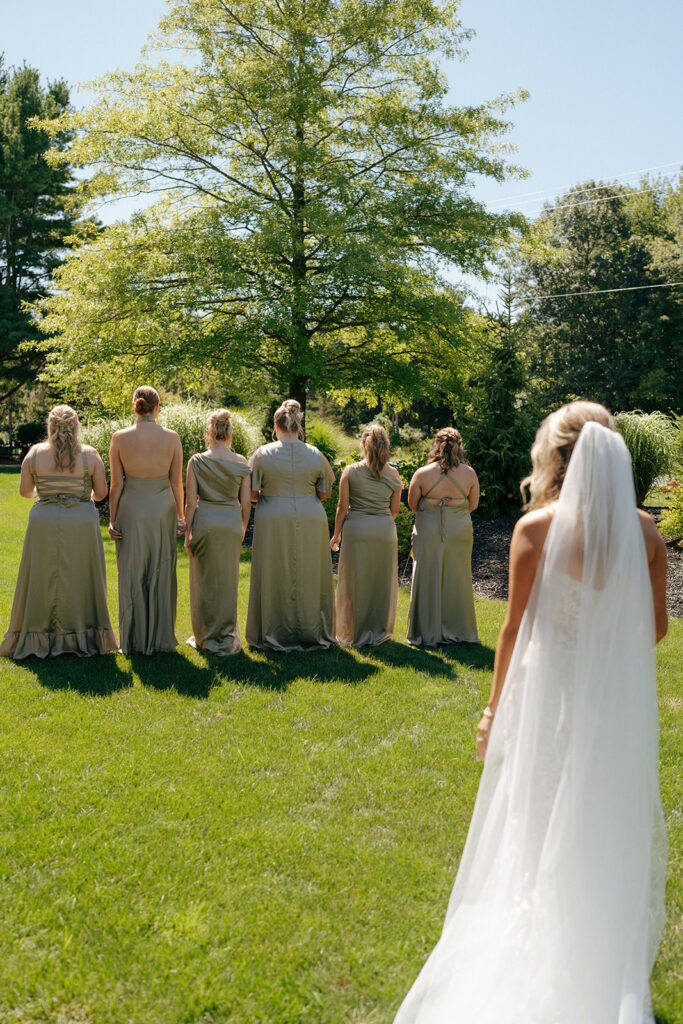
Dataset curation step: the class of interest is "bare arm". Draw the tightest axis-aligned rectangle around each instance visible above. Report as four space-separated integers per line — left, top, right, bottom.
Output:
183 459 198 556
330 468 350 549
169 435 185 529
239 471 252 537
638 510 668 643
468 469 480 513
476 511 550 760
407 470 422 513
108 435 124 539
316 453 334 501
19 449 37 498
89 449 108 502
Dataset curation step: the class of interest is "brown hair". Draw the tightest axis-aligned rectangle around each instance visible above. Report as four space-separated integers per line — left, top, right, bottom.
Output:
47 405 81 471
273 399 305 440
521 400 614 510
361 423 390 478
132 386 160 416
428 427 466 473
206 408 232 446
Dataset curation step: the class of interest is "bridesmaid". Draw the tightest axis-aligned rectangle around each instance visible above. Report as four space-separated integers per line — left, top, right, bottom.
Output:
406 427 479 646
331 424 402 646
184 409 251 655
109 386 184 655
1 405 118 658
246 399 335 651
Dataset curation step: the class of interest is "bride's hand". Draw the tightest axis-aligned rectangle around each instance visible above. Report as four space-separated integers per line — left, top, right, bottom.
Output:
476 714 493 761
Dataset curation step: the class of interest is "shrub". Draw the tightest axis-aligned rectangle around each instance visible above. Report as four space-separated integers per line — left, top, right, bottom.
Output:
659 484 683 544
82 402 261 478
395 506 415 557
16 420 47 452
306 419 341 464
613 411 677 505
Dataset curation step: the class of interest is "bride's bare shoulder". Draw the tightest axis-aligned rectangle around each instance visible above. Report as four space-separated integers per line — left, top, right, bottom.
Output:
512 505 555 550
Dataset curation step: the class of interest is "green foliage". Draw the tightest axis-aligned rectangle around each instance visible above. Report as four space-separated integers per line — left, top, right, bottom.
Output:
464 288 532 516
0 59 92 402
82 402 261 478
33 0 525 411
659 485 683 544
613 411 677 505
395 505 415 557
515 177 683 414
306 419 341 464
14 419 46 451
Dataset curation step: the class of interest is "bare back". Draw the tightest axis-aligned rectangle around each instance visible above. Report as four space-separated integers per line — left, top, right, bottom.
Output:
409 461 479 512
111 421 180 479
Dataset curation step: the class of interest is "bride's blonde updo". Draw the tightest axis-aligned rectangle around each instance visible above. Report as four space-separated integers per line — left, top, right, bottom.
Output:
428 427 466 472
132 386 160 416
47 405 81 472
273 399 305 440
361 423 390 478
521 400 614 510
206 408 232 446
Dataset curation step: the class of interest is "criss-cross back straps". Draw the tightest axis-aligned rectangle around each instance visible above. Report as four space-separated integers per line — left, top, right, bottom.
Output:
421 467 469 502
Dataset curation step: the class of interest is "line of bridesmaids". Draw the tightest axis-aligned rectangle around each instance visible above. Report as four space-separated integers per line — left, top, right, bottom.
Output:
0 389 480 660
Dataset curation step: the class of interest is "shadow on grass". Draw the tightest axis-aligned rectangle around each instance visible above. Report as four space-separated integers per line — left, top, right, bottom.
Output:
360 640 459 678
130 643 378 696
24 654 134 696
439 642 496 672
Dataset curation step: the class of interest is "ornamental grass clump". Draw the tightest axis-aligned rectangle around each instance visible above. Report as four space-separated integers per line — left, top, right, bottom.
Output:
613 411 677 505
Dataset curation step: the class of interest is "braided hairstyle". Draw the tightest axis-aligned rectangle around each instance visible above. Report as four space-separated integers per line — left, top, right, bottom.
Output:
273 399 305 440
132 386 160 416
361 423 390 478
206 408 232 446
427 427 466 473
47 405 81 471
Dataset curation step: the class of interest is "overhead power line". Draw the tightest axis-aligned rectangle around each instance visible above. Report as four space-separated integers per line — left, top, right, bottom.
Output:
528 281 683 301
487 160 683 208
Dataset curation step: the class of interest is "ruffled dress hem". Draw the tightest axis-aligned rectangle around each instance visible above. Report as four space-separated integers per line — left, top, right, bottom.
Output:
0 627 119 660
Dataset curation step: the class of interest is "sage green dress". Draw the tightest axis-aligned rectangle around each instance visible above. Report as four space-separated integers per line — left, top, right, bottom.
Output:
407 471 479 646
0 451 118 659
246 440 335 651
187 453 250 655
115 475 178 655
336 462 401 647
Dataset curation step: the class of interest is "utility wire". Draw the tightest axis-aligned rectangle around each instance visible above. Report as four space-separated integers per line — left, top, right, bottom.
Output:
526 281 683 301
487 161 683 207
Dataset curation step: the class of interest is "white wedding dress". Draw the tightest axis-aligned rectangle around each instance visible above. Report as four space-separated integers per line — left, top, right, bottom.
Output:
394 423 667 1024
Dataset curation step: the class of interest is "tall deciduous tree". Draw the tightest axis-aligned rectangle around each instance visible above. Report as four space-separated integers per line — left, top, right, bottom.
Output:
515 178 682 414
36 0 525 412
0 59 85 402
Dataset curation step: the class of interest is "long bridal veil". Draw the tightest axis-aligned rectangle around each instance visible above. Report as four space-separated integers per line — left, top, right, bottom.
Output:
394 422 667 1024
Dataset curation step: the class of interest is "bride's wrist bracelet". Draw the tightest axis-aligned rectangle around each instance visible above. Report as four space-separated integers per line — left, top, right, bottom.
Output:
482 707 495 719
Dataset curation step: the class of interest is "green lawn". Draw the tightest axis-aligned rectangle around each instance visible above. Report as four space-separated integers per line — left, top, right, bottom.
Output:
0 466 680 1024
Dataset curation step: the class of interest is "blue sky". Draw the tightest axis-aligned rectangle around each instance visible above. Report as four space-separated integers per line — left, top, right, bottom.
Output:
4 0 682 306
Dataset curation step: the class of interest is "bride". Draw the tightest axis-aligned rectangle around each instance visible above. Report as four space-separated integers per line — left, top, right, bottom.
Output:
393 401 668 1024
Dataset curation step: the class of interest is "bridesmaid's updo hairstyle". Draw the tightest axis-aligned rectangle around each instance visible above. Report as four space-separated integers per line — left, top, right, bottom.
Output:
428 427 466 473
47 405 81 472
273 399 305 440
361 423 390 478
132 386 160 417
206 408 232 446
521 400 614 510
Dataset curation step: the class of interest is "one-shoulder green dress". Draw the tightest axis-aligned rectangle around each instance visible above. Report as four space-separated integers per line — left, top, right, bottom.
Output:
407 471 479 646
115 475 178 654
187 453 250 655
246 440 335 651
336 462 401 647
0 451 118 658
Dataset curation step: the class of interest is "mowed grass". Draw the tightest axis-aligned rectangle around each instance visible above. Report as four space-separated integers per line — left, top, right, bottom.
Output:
0 466 681 1024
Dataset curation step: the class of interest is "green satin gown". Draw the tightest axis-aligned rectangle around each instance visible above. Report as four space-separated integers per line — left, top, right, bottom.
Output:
115 475 178 655
0 451 118 658
246 440 335 651
187 453 250 655
336 462 400 647
407 471 479 646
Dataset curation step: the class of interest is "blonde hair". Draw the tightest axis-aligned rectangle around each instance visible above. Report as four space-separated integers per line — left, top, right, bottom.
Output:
132 386 160 416
361 423 390 477
47 405 81 471
521 400 614 510
273 399 305 440
428 427 466 472
206 408 232 446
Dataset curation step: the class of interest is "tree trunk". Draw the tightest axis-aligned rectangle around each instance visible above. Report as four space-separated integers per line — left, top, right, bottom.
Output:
289 375 308 420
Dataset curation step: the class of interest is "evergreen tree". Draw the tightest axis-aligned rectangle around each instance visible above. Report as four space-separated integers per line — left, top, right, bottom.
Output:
35 0 526 413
